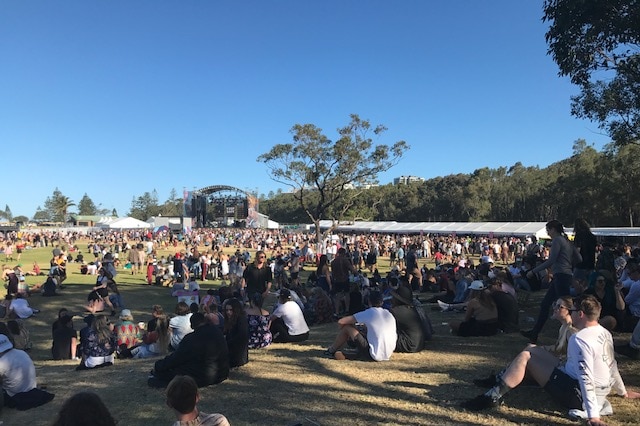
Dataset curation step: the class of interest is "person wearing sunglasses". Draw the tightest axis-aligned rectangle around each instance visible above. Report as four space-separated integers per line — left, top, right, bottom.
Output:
463 295 640 423
241 250 272 301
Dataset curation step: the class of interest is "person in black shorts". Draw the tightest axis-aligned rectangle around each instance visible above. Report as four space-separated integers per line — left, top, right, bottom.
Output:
463 295 640 423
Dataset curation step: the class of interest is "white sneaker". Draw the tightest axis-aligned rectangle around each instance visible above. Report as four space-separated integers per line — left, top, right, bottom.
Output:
568 399 613 420
437 300 450 311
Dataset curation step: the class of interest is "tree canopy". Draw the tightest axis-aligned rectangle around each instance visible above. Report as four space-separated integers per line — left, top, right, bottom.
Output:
544 0 640 146
257 114 409 242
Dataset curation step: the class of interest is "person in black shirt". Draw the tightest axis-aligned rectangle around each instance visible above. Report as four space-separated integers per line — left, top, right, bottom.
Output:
241 251 272 300
489 277 520 333
390 284 425 353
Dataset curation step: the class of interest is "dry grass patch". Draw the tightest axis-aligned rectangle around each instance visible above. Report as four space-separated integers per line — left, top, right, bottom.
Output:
2 246 639 425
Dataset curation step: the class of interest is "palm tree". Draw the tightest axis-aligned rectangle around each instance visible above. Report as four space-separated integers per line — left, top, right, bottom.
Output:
53 196 76 222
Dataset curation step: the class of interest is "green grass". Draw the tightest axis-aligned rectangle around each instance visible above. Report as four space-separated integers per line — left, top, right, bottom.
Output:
2 242 639 425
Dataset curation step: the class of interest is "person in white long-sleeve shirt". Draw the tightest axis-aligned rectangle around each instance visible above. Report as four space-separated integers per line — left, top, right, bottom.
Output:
463 294 640 425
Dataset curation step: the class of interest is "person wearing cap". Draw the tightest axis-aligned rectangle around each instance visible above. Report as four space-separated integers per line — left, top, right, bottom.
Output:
390 284 425 353
449 280 499 337
115 309 142 352
0 333 55 409
269 289 310 343
324 290 397 361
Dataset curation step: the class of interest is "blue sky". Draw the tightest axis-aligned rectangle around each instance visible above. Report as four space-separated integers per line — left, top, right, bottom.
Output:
1 1 610 219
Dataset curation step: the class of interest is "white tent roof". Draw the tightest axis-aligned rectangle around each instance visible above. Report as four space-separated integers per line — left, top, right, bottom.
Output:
98 217 152 229
316 220 550 238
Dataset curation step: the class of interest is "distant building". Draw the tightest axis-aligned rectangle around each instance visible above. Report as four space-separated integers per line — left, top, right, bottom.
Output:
70 215 118 227
393 175 425 185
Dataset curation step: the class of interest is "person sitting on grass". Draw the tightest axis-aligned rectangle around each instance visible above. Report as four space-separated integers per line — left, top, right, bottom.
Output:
115 309 142 355
52 314 78 360
166 375 230 426
269 289 310 343
7 293 40 319
77 314 116 370
148 313 229 388
324 291 397 361
51 391 116 426
128 314 170 359
169 301 194 351
474 296 578 390
390 284 425 353
0 333 55 410
245 292 272 349
222 298 249 368
448 280 499 337
462 295 640 424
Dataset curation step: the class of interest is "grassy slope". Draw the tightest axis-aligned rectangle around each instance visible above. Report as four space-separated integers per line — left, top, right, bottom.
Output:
2 242 639 425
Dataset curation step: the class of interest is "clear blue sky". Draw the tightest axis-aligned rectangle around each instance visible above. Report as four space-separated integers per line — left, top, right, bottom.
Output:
0 1 610 219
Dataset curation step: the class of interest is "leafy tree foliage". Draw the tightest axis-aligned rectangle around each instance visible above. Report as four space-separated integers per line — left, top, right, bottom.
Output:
262 139 640 227
160 188 184 217
128 190 161 221
0 205 11 221
77 193 98 215
258 114 409 242
12 215 28 224
544 0 640 145
41 188 75 222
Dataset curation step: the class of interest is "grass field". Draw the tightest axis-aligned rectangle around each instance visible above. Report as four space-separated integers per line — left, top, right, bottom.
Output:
2 242 639 425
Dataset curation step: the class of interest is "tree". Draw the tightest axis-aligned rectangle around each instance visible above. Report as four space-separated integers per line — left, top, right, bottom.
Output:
160 188 184 217
544 0 640 146
13 215 29 224
42 188 75 222
129 190 161 221
77 194 98 215
258 114 409 244
2 205 12 221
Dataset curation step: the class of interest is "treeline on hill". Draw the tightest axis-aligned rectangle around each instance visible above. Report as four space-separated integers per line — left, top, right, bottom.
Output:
259 141 640 227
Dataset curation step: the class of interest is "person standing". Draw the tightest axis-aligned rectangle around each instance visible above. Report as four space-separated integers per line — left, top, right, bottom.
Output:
241 250 272 300
573 218 598 281
331 247 357 317
522 220 577 343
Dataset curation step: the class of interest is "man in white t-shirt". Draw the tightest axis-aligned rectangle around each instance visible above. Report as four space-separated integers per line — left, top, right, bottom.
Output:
270 289 310 343
324 291 397 361
463 295 640 424
8 294 39 319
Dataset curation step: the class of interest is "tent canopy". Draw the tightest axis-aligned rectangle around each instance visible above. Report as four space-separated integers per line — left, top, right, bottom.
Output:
98 217 152 229
315 220 550 238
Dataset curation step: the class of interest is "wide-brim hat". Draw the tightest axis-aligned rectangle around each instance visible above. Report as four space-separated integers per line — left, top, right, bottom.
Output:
390 285 414 305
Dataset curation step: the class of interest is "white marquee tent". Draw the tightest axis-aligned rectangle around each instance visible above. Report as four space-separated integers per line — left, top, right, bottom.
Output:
316 221 552 238
98 217 152 229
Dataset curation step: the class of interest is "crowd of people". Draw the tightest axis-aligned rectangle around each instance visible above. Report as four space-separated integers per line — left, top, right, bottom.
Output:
0 219 640 424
